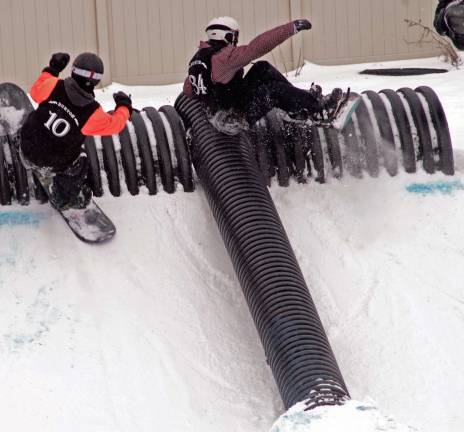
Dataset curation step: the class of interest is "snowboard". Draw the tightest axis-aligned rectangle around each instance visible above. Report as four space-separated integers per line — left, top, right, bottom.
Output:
33 171 116 243
0 82 32 135
327 92 362 131
0 82 116 243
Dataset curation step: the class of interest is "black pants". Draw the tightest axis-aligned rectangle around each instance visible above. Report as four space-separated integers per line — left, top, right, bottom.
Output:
48 155 91 209
20 147 91 209
239 61 322 124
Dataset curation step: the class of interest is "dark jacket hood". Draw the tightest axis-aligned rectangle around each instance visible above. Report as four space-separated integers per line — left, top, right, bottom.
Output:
63 77 95 107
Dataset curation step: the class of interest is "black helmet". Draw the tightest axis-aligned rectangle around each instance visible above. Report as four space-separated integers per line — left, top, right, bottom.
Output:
446 2 464 50
71 52 104 87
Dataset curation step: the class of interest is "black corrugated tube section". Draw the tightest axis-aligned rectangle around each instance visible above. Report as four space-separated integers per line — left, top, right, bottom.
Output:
0 107 196 206
84 107 195 198
0 86 453 205
174 93 350 410
260 86 454 185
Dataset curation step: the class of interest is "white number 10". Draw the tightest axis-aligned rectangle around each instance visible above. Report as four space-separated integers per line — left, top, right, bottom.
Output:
44 111 71 138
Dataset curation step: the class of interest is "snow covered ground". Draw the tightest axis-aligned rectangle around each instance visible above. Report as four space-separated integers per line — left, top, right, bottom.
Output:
1 56 464 432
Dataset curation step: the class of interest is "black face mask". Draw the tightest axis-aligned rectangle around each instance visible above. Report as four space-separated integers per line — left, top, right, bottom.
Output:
71 73 96 95
208 40 228 51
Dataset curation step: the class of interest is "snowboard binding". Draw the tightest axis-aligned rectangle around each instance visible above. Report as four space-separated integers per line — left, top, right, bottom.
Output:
311 87 362 131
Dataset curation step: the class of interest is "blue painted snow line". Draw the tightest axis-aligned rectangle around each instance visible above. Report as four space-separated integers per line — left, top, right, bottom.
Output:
406 180 464 195
0 211 47 227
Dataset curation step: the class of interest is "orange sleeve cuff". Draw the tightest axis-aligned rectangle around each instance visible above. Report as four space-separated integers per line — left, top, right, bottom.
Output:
30 72 59 104
81 106 130 136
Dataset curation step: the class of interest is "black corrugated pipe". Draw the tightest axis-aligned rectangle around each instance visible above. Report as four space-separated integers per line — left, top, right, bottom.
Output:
174 93 350 410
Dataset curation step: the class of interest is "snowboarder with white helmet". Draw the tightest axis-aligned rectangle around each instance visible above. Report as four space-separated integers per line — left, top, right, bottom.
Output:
184 16 352 127
434 0 464 49
20 52 133 210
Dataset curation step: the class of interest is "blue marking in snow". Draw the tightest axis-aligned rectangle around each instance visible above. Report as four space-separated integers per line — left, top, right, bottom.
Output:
356 405 377 412
406 180 464 195
0 211 47 227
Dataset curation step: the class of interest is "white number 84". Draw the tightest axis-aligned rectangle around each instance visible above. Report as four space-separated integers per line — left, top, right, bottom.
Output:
189 74 208 96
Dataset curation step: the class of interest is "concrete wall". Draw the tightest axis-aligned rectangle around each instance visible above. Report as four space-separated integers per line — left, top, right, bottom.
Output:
0 0 441 90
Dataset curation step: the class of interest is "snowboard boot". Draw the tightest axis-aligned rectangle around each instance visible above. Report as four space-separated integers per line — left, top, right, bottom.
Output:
306 87 342 126
317 87 361 130
323 88 345 120
308 82 323 100
67 182 92 210
49 154 92 210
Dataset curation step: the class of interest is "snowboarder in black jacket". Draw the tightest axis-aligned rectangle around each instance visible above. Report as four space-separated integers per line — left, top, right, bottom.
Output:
434 0 464 49
184 17 351 127
20 52 132 210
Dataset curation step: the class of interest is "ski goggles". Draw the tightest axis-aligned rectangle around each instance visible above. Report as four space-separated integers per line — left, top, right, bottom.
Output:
72 67 103 81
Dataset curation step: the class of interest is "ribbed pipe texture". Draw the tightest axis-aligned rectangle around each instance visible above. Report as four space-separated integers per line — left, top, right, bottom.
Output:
0 87 452 205
174 93 350 410
260 86 454 185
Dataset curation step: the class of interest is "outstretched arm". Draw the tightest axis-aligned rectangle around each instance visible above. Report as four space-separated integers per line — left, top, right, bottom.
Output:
81 106 130 136
81 91 132 136
30 52 70 104
30 71 60 104
212 21 300 84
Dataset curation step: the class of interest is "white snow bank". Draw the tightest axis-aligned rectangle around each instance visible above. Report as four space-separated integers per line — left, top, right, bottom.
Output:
0 106 26 134
270 400 417 432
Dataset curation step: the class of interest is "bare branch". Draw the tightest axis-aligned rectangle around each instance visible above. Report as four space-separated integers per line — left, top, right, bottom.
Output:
294 46 303 77
404 18 462 68
278 45 289 77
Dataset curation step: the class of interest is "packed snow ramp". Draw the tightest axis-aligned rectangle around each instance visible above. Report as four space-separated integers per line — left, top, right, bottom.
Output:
0 81 454 413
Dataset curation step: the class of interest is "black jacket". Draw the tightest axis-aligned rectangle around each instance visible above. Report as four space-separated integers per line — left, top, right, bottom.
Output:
21 78 99 170
435 0 453 35
434 0 464 50
187 41 244 111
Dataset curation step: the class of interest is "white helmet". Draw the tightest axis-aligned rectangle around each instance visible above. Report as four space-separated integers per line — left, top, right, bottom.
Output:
206 16 240 45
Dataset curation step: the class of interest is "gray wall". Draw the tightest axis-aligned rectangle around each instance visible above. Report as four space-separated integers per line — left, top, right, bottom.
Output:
0 0 99 88
0 0 441 90
106 0 294 85
301 0 440 65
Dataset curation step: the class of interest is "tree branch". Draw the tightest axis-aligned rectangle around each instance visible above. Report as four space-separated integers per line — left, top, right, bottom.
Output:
404 18 462 68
